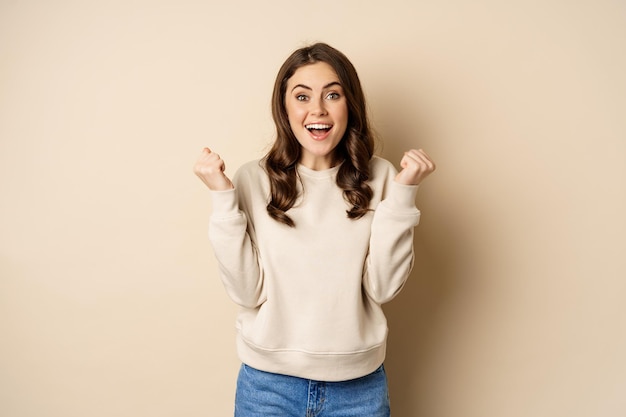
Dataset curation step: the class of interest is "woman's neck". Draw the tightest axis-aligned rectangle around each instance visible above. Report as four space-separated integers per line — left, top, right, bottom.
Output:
299 153 342 171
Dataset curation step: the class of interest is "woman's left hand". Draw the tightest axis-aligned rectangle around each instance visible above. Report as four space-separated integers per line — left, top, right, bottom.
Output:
395 149 436 185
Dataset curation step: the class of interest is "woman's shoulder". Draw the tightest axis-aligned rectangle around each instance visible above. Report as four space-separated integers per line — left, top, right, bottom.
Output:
370 155 398 176
233 158 268 187
236 158 265 173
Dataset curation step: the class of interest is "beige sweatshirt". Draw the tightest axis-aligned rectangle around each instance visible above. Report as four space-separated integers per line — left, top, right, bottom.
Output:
208 156 420 381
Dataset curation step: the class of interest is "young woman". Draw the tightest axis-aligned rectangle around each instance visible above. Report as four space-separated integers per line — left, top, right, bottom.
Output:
194 43 435 416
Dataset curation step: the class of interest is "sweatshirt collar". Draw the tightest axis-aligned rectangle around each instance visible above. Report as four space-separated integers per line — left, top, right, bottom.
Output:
297 161 342 179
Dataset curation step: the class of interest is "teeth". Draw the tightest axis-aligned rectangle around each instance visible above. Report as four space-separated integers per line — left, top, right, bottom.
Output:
306 124 332 130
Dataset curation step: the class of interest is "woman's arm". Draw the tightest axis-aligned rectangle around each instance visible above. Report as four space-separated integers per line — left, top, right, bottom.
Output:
363 150 435 304
208 188 265 308
194 149 265 308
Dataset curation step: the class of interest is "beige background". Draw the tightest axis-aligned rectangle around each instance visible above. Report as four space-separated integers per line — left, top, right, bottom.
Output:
1 0 625 416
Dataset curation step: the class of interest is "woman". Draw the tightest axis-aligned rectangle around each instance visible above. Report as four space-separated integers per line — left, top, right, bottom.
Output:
194 42 435 416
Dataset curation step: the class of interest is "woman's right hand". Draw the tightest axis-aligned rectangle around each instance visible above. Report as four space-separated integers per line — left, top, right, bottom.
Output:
193 148 234 191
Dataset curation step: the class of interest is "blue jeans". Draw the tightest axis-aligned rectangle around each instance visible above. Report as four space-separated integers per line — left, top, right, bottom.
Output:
234 363 391 417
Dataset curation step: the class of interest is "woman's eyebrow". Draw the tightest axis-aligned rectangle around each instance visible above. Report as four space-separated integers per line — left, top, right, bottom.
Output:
291 81 342 92
323 81 342 89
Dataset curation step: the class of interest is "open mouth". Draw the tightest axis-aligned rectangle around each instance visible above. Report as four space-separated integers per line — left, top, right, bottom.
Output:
305 123 333 136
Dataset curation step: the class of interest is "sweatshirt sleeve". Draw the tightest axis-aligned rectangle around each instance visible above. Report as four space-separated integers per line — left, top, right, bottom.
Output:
363 179 420 304
208 184 265 309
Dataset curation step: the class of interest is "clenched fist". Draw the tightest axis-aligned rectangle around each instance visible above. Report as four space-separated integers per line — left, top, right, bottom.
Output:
395 149 436 185
193 148 234 191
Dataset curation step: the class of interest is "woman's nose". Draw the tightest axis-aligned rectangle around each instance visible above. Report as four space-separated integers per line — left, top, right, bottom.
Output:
311 98 328 116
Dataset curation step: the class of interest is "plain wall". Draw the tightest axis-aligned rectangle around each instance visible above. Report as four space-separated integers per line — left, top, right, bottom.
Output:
1 1 625 416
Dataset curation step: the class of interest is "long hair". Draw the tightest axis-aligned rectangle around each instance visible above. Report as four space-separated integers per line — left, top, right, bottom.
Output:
265 43 375 227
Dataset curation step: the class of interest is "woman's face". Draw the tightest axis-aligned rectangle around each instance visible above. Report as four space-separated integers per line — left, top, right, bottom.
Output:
285 62 348 170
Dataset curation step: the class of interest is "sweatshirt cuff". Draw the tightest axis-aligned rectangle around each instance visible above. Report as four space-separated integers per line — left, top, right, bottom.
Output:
386 181 419 210
209 188 239 216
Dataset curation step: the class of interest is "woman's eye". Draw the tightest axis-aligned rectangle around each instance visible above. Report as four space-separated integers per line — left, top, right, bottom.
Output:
296 94 308 101
326 92 340 100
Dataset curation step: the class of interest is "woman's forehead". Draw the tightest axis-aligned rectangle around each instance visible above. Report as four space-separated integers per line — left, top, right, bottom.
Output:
287 62 340 89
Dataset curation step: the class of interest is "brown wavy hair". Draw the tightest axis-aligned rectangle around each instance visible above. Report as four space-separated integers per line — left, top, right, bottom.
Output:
265 43 375 227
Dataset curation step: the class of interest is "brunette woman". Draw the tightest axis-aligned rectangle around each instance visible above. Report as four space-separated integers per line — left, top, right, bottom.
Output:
194 42 435 416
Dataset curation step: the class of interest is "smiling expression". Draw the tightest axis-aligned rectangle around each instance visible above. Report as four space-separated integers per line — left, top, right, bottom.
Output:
285 62 349 170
